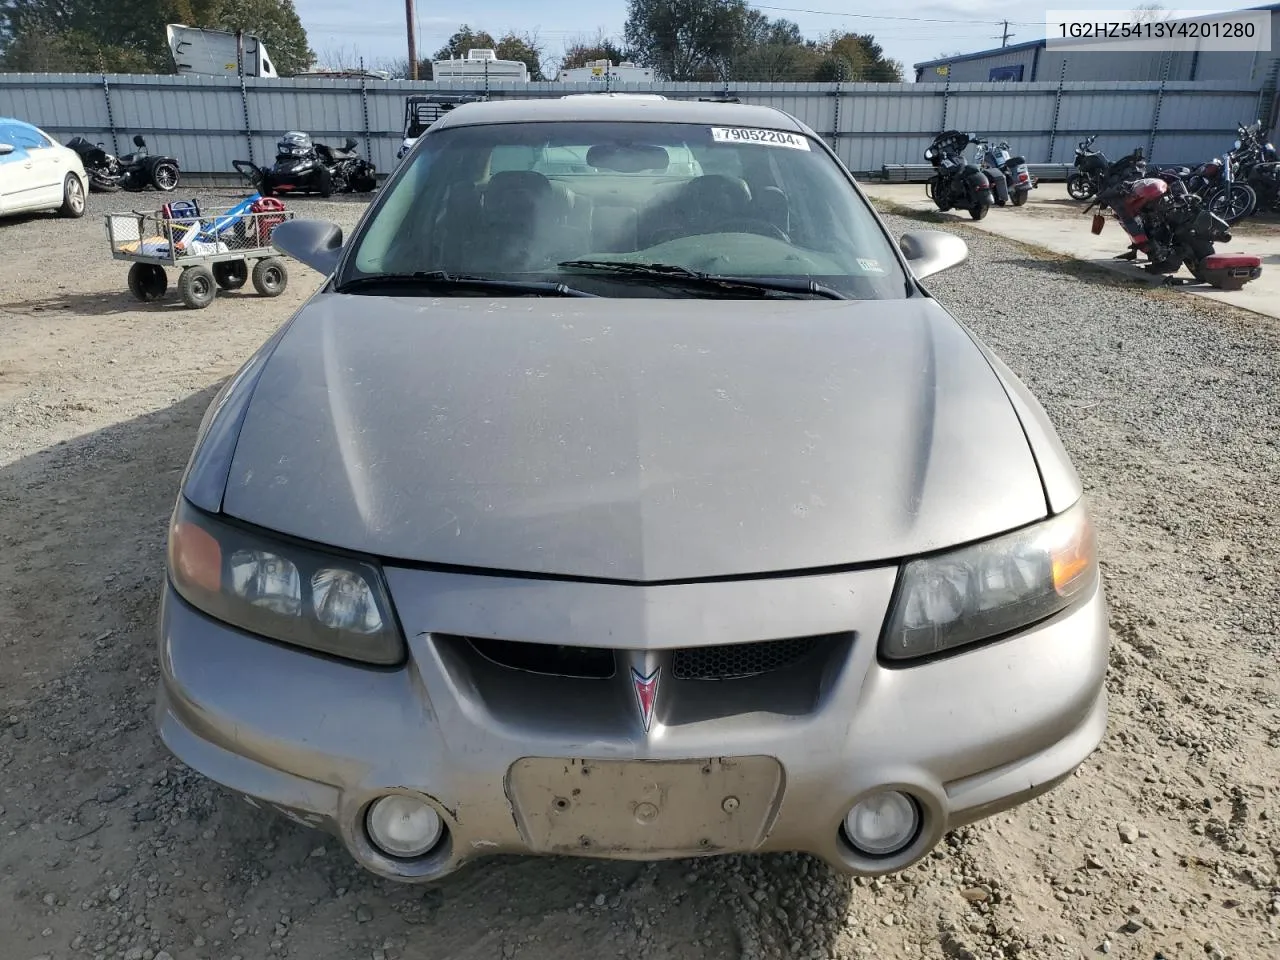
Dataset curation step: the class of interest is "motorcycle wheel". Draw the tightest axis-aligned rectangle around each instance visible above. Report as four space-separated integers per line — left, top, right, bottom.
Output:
151 160 180 192
969 202 989 221
1206 184 1257 224
89 173 120 193
353 173 377 193
1066 174 1094 201
1012 189 1029 207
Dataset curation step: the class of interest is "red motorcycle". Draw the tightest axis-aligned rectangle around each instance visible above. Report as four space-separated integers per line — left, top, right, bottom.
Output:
1087 175 1261 291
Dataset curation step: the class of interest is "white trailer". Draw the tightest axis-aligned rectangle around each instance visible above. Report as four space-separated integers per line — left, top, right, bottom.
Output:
166 24 278 78
556 60 654 84
431 49 529 84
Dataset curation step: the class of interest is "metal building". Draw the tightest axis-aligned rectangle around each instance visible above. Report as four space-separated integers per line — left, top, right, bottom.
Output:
914 3 1280 93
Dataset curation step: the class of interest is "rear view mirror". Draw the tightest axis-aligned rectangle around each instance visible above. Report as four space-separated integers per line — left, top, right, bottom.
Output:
899 230 968 279
272 219 345 276
0 143 14 156
586 143 669 173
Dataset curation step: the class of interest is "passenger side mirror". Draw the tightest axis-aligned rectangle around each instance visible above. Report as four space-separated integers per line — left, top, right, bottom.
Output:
0 143 14 156
272 219 345 276
899 230 968 279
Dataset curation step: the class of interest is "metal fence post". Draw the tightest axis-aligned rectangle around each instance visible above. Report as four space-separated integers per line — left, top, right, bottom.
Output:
831 80 842 154
1047 59 1067 163
1149 55 1170 163
101 74 119 155
239 73 254 164
359 58 372 162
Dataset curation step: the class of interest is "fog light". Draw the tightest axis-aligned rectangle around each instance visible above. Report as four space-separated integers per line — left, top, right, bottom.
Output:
843 791 919 857
365 795 443 858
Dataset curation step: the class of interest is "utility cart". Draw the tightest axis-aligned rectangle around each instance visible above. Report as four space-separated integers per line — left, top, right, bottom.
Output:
105 196 294 309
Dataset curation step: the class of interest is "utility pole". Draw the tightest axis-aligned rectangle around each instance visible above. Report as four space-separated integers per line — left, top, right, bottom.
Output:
406 0 418 79
999 20 1013 47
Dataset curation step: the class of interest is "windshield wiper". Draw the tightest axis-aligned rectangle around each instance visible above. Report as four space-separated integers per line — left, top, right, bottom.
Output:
335 270 599 297
557 260 849 300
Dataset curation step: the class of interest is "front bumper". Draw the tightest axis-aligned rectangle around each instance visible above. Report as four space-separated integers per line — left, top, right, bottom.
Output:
156 565 1109 882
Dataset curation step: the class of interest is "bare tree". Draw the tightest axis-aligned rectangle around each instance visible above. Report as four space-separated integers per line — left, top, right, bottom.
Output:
1130 3 1169 25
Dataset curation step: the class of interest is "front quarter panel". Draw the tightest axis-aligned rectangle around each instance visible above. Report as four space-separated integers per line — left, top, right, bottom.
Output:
180 318 301 512
966 337 1083 513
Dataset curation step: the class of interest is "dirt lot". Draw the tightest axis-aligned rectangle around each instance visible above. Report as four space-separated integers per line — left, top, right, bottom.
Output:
1 190 1277 960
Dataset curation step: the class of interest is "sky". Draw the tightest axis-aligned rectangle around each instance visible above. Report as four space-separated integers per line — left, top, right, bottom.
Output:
294 1 1173 78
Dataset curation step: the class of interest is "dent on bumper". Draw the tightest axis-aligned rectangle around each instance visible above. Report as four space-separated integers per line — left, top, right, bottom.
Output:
156 569 1109 881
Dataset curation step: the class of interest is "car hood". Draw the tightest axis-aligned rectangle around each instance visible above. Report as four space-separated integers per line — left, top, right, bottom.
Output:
221 294 1048 582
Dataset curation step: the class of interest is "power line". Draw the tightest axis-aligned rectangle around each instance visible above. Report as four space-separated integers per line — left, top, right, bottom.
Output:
750 4 1041 26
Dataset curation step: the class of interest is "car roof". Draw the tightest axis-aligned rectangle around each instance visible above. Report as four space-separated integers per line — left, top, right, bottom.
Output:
431 97 809 133
0 117 36 129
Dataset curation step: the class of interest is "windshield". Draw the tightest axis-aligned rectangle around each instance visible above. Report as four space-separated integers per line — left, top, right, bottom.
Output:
339 120 908 299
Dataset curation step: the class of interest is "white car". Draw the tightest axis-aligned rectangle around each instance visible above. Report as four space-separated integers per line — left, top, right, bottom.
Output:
0 117 88 220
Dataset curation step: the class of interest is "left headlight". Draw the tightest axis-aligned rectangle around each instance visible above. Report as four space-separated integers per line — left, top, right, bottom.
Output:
167 499 405 665
881 500 1098 662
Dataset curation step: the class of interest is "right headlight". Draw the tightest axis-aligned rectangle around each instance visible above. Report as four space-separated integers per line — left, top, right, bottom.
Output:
167 498 405 665
881 500 1098 662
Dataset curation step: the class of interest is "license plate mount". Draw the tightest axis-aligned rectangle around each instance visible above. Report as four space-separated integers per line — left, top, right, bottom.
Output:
506 756 784 858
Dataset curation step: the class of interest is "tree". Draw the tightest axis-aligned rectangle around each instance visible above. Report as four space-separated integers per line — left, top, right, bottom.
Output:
561 28 627 71
815 32 903 82
495 30 546 81
731 15 821 81
0 0 313 74
1130 3 1169 25
621 2 902 83
624 0 753 81
432 25 497 62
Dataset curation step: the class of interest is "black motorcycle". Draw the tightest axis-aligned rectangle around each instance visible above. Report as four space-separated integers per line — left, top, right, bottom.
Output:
974 137 1035 207
314 137 377 193
924 131 994 220
1157 150 1256 225
1233 120 1280 213
235 132 377 198
65 134 180 193
234 131 332 197
1066 135 1110 201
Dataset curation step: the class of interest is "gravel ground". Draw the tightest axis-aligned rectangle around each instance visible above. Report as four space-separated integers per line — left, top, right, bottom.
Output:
0 190 1277 960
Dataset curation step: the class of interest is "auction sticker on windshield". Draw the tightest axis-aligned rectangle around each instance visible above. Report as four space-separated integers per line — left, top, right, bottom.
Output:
711 127 811 150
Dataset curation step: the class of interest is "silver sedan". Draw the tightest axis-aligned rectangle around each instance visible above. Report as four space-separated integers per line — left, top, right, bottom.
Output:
156 96 1108 883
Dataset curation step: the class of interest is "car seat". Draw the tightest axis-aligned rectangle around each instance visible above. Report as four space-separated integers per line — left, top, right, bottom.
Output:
475 171 585 271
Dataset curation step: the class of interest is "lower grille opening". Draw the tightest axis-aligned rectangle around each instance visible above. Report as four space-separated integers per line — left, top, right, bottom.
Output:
672 635 828 681
468 637 615 679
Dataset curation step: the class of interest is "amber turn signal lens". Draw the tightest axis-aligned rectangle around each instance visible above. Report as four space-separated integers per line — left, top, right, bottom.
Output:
1051 512 1096 597
170 519 222 593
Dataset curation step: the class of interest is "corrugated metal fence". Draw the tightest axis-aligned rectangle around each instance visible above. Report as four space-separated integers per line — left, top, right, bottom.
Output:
0 73 1271 177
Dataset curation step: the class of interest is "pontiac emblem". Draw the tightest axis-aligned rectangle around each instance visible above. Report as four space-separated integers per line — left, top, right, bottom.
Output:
631 667 660 732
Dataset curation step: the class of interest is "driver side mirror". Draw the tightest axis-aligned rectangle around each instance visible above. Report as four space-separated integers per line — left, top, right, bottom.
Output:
272 219 345 276
0 143 14 156
899 230 968 279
